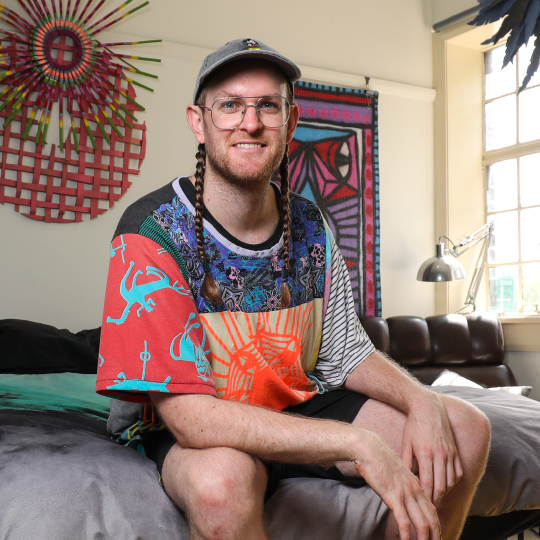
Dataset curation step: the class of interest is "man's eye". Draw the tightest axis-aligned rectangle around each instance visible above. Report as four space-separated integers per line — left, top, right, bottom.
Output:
259 100 280 112
218 100 242 113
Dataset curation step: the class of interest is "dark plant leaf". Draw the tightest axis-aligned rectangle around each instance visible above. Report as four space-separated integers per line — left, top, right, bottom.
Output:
471 0 540 91
520 22 540 89
502 0 540 66
471 0 519 25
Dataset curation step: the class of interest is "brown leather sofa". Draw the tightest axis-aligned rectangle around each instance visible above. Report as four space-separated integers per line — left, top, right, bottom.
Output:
359 311 515 388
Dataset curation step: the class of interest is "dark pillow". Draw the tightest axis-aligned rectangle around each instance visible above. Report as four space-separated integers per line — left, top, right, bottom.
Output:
0 319 101 374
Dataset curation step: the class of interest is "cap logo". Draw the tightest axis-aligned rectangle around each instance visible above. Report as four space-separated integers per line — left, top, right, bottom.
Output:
244 39 260 50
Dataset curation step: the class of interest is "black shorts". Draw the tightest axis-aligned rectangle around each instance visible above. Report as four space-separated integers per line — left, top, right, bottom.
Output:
142 389 370 499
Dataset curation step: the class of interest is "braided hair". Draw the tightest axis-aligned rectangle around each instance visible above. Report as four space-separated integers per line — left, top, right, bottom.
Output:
194 143 223 305
279 143 291 308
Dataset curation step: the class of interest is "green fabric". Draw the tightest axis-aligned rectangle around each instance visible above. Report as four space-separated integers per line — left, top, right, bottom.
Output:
139 215 190 283
0 373 110 419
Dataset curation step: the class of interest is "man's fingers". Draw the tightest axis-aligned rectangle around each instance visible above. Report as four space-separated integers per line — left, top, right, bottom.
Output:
404 492 440 540
431 452 448 505
385 480 440 540
409 490 441 540
418 454 435 503
402 441 414 472
392 504 412 540
443 456 456 501
454 453 464 482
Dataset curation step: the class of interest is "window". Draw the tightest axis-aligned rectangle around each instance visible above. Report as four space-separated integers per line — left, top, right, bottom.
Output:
484 43 540 314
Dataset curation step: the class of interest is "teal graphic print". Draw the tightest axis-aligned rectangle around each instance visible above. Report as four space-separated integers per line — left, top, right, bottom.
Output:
111 234 128 263
170 313 212 382
107 262 191 325
106 340 172 392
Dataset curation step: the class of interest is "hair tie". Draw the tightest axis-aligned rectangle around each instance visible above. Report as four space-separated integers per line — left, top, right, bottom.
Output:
202 260 211 273
283 268 289 281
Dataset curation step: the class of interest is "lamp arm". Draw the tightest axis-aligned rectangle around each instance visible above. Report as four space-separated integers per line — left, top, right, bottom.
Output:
450 223 493 258
457 223 493 312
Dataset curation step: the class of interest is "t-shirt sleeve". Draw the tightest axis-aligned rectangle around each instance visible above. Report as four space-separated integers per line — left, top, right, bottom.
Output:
315 233 375 387
96 232 217 403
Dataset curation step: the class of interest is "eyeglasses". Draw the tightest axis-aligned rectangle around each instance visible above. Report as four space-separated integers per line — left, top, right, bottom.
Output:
199 96 293 130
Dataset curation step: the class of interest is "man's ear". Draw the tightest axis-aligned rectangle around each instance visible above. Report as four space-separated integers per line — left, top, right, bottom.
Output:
186 104 206 145
285 103 300 144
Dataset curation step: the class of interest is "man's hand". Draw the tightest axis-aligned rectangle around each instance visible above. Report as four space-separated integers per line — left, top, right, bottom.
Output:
401 391 463 506
354 429 441 540
344 352 464 507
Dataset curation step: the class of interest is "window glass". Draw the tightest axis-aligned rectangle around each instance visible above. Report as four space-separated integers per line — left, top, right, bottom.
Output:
521 207 540 261
489 265 519 312
488 211 519 264
485 95 517 150
523 262 540 312
485 46 517 100
487 159 517 212
518 86 540 143
520 153 540 207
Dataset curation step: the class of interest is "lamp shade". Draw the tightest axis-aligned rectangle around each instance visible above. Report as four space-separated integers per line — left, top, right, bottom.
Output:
417 243 466 282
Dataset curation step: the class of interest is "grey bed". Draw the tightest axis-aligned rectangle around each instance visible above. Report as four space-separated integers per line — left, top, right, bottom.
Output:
2 319 540 539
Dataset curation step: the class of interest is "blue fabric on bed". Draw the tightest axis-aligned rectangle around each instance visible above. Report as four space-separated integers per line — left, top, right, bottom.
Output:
0 373 110 419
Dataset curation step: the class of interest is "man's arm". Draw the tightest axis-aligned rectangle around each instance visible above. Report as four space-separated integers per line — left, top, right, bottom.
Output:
152 392 440 540
344 351 463 506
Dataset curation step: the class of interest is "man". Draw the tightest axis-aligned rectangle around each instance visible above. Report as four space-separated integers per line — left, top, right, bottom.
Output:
97 39 490 540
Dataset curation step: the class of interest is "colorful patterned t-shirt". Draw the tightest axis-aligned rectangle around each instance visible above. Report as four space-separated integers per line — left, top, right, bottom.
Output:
96 177 374 412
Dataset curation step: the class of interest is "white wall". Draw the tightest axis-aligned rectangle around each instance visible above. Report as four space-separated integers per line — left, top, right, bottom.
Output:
0 0 436 330
431 0 478 26
506 352 540 401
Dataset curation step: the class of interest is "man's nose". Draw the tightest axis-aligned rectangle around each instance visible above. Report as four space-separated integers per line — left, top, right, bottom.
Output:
239 104 262 132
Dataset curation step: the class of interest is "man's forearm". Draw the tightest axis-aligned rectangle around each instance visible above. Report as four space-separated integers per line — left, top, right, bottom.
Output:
344 351 437 414
151 392 377 466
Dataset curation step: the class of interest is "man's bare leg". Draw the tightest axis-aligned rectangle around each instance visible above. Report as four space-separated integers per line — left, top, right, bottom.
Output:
337 394 490 540
161 445 269 540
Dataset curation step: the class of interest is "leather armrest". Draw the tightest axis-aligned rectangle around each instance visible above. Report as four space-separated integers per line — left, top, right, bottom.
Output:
358 316 390 355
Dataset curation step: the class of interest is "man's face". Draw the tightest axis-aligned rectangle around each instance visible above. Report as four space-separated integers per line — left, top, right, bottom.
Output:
189 61 297 185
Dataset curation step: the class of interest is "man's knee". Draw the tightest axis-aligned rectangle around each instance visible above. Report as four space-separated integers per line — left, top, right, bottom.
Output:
164 445 267 514
192 448 265 508
442 394 491 463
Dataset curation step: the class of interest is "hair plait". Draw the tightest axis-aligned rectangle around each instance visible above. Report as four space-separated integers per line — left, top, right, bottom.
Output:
279 144 291 308
194 143 223 305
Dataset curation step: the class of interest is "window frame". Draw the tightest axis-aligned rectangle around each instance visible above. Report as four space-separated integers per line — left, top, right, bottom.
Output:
482 43 540 316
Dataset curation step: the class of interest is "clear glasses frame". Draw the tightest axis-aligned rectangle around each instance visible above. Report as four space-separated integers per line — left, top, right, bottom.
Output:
198 96 293 130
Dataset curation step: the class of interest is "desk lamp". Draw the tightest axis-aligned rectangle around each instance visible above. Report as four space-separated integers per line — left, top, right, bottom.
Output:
417 223 494 312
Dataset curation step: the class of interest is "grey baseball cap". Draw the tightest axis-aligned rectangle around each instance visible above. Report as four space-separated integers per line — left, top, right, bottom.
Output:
193 38 302 103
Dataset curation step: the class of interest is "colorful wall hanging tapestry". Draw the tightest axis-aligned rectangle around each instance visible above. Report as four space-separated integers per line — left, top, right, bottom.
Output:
0 0 160 223
290 81 381 316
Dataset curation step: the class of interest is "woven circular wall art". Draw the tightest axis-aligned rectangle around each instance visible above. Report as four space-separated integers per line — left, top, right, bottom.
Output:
0 0 160 223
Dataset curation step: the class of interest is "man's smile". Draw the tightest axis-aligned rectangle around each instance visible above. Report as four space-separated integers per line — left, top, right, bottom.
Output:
233 143 266 149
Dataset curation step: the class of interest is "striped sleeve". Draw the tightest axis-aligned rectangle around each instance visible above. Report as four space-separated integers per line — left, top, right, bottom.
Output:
315 235 375 387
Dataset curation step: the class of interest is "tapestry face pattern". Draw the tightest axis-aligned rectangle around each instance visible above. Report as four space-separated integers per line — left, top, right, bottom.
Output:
289 81 381 316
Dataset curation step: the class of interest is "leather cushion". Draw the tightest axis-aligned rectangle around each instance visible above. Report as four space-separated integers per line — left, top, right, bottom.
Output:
427 314 472 365
387 316 431 367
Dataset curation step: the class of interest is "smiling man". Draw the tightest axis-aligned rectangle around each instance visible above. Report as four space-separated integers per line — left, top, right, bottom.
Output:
97 39 491 540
